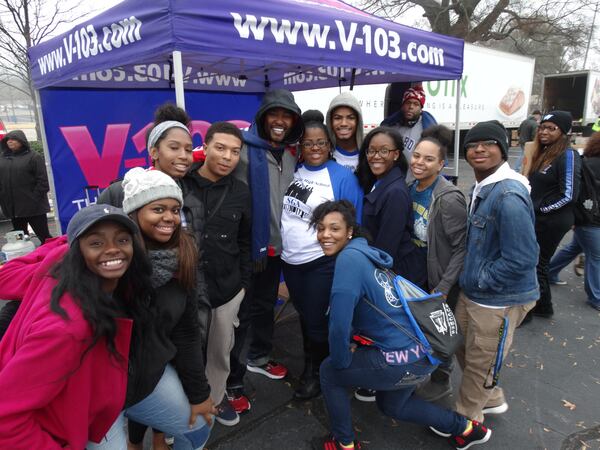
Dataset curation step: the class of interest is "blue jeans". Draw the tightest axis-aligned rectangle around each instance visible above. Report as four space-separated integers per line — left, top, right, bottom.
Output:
549 226 600 305
320 347 467 444
548 236 582 282
88 365 212 450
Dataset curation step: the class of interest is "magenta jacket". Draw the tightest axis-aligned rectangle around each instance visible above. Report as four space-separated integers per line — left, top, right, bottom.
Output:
0 237 132 449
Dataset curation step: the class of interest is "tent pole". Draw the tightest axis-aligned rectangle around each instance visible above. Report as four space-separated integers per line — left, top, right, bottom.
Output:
453 78 461 179
34 89 62 234
173 50 185 109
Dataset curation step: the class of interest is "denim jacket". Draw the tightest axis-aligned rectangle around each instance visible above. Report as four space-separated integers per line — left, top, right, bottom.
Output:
460 179 539 306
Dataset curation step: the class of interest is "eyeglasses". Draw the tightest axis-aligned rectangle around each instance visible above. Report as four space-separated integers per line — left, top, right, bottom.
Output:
366 147 397 157
538 124 559 132
301 139 329 149
465 140 498 151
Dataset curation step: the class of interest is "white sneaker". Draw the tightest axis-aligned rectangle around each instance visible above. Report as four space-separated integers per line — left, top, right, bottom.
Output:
482 402 509 415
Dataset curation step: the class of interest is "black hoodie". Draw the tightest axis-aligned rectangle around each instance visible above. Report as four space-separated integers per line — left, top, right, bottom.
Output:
0 130 50 218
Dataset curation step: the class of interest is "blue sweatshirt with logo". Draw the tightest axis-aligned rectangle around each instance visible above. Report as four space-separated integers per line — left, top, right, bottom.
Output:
328 237 421 369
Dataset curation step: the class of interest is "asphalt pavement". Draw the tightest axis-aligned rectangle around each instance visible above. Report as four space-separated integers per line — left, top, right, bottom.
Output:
1 149 599 449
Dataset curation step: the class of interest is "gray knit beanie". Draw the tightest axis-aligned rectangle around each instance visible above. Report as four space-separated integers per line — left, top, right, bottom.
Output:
122 167 183 214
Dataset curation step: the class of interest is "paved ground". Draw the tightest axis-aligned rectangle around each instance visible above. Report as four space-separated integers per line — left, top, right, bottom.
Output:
1 148 599 449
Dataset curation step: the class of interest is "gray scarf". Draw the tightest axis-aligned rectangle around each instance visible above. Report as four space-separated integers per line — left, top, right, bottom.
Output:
148 249 178 288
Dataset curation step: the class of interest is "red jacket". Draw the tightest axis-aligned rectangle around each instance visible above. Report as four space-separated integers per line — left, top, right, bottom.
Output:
0 237 132 449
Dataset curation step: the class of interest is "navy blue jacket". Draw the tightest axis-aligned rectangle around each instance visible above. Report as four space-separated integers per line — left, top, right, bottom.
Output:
362 166 414 274
380 110 437 129
329 238 423 369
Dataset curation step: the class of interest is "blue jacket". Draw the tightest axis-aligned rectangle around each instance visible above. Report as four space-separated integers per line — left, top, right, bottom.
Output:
362 166 414 273
459 179 539 306
329 238 423 369
380 110 437 129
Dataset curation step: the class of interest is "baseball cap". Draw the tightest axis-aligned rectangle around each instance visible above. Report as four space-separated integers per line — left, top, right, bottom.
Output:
67 204 139 245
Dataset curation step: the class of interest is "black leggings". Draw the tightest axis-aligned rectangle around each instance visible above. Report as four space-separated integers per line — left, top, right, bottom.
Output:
535 210 574 308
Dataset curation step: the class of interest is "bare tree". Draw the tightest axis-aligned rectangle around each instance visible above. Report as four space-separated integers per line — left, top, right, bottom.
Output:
360 0 592 46
0 0 90 141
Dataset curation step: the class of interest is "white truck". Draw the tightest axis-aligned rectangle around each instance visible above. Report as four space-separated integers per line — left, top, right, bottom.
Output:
294 43 536 132
542 70 600 130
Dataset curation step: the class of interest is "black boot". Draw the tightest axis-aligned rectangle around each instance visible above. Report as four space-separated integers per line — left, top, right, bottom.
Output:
415 362 452 401
532 300 554 317
294 340 328 400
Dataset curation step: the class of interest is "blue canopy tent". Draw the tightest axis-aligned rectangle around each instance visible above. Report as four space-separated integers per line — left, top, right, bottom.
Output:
28 0 464 230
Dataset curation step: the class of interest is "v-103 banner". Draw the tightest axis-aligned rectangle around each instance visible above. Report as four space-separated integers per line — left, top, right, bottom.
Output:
39 88 261 231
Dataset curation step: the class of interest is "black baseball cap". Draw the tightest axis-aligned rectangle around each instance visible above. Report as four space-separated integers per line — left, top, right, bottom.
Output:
66 204 139 245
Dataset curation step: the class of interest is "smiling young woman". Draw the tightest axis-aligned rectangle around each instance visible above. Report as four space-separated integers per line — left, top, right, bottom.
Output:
0 204 153 450
526 111 582 319
309 200 492 450
280 111 363 400
356 126 425 288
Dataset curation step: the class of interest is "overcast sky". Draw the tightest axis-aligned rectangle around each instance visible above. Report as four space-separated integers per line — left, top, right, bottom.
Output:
59 0 598 69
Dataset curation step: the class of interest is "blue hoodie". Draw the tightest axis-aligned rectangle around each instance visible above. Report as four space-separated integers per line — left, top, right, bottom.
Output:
329 237 423 369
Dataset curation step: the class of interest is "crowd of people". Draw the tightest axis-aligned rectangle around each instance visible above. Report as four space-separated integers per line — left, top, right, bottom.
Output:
0 85 598 450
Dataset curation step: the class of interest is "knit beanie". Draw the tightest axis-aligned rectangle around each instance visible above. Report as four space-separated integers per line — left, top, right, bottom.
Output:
402 86 426 107
464 120 509 160
541 110 572 135
122 167 183 214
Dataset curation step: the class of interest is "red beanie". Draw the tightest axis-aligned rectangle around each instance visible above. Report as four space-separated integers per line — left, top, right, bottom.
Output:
402 87 426 107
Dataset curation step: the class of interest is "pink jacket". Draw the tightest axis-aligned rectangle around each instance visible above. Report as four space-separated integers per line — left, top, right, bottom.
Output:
0 236 133 449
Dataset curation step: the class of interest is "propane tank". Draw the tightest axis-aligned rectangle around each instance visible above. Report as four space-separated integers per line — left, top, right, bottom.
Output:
0 231 36 263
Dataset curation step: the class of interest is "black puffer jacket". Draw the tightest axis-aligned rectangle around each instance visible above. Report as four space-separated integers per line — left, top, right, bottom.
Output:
0 130 50 218
182 163 252 308
126 276 210 407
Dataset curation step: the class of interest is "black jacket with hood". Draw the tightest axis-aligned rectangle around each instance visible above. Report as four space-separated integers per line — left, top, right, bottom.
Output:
0 130 50 218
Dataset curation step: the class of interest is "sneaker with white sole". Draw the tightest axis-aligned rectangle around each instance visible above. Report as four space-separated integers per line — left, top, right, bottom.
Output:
482 402 509 415
246 360 288 379
451 420 492 449
354 388 376 402
549 279 567 285
215 395 240 426
226 388 251 414
429 426 451 437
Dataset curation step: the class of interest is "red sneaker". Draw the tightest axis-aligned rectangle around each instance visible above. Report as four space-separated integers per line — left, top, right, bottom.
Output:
319 435 361 450
451 420 492 449
226 389 251 414
246 360 288 379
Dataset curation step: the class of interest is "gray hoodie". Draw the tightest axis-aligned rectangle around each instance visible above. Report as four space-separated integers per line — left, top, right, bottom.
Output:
326 92 364 151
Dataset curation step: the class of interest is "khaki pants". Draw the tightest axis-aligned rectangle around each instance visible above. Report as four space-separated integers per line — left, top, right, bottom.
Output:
205 288 245 404
455 291 535 422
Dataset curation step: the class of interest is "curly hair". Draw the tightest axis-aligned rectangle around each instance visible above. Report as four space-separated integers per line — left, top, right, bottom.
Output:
420 124 453 161
310 200 370 242
584 132 600 158
146 103 192 151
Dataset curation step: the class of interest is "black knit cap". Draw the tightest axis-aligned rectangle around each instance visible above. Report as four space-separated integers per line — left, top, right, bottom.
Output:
541 110 572 135
463 120 509 160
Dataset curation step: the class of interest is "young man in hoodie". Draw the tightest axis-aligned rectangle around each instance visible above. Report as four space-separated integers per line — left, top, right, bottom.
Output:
456 121 539 423
182 122 252 426
326 92 364 172
227 89 304 400
381 85 437 162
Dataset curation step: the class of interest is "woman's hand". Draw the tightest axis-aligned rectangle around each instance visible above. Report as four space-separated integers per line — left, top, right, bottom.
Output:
189 397 217 427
